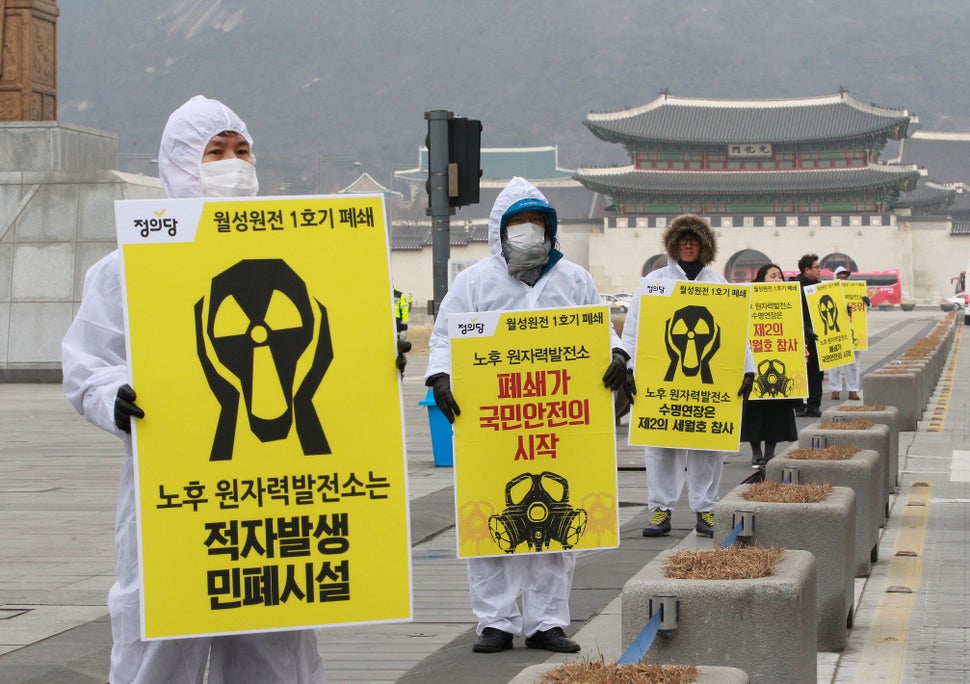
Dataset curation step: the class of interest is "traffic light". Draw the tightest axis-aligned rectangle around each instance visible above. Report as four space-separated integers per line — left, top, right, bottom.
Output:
447 117 482 207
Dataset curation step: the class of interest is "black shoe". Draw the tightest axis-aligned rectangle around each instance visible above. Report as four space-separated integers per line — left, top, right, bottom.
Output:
525 627 580 653
804 408 822 417
794 408 807 417
752 458 767 469
642 509 672 537
473 627 513 653
695 511 714 538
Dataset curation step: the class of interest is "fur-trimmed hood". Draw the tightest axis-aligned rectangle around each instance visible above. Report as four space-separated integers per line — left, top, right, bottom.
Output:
662 214 717 265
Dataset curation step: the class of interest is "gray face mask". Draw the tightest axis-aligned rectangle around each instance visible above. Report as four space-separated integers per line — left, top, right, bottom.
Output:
503 236 551 285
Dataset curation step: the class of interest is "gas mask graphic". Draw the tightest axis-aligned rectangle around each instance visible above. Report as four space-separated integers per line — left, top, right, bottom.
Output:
755 358 794 398
818 294 841 335
664 305 721 384
488 472 587 553
195 259 333 460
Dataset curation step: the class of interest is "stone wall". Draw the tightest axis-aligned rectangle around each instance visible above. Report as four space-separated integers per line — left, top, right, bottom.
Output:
0 121 164 380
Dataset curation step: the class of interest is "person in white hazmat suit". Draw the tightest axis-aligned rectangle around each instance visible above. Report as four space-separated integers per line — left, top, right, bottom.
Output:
620 215 755 539
828 265 866 401
61 96 327 684
423 177 634 654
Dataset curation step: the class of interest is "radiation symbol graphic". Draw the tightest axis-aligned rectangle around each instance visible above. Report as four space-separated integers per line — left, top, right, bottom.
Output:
194 259 333 460
663 305 721 384
817 294 841 335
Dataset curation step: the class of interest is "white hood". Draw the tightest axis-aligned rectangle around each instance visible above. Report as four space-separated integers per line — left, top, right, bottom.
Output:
157 95 255 198
487 176 549 256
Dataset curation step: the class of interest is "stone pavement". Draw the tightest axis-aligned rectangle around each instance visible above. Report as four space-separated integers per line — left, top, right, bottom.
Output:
0 309 967 683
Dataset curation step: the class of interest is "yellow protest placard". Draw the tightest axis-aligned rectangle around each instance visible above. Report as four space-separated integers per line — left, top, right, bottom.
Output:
449 306 618 559
748 282 808 400
840 280 869 351
804 280 855 371
116 195 410 639
629 279 751 451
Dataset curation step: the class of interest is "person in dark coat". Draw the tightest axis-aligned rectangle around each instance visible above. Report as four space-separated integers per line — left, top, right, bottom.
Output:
793 254 823 417
741 263 799 467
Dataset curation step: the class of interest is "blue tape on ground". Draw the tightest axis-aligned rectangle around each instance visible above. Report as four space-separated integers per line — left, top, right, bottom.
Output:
721 519 744 548
617 606 662 664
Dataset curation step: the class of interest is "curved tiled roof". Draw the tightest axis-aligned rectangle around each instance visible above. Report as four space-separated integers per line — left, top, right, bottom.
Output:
573 164 920 196
892 179 957 209
899 131 970 185
584 93 915 145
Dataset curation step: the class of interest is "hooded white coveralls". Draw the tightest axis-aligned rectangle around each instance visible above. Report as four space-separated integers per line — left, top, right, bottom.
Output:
424 177 620 638
61 96 326 684
620 259 756 514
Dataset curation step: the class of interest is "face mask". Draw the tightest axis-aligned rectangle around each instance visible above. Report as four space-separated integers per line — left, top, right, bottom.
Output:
505 222 546 249
200 158 260 197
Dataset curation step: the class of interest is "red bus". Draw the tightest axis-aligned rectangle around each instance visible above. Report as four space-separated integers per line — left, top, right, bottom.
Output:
781 269 902 306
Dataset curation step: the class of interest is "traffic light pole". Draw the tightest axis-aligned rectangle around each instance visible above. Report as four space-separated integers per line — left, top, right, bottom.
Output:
425 110 454 316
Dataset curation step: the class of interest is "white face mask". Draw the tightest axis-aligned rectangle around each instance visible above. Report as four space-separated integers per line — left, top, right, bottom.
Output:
505 222 546 249
200 158 260 197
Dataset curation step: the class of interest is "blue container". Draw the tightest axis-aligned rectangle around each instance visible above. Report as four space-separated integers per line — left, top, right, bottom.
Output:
419 388 454 467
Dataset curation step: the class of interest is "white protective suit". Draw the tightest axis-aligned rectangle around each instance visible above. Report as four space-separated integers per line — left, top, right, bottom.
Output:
424 176 621 638
61 96 326 684
620 258 756 513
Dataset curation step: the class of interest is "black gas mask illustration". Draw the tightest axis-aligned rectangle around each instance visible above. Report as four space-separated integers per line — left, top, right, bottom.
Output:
755 358 794 398
194 259 333 460
488 472 587 553
818 294 840 335
664 305 720 384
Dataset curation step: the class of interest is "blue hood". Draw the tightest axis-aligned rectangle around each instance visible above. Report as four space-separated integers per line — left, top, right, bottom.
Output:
500 197 558 241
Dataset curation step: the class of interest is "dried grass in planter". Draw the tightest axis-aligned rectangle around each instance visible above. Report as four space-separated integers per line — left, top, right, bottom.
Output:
876 367 912 374
539 656 699 684
818 418 873 430
664 546 785 580
741 480 833 503
786 446 858 460
839 403 886 411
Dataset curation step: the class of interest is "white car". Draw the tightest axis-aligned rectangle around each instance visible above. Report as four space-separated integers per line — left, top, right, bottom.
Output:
945 292 970 324
613 292 633 308
601 293 627 312
942 293 962 310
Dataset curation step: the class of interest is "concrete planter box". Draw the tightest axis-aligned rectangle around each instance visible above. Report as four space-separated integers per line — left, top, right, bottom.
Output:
800 421 890 522
510 664 749 683
622 549 816 683
714 486 856 651
862 369 921 430
892 360 931 409
766 448 881 577
822 405 900 492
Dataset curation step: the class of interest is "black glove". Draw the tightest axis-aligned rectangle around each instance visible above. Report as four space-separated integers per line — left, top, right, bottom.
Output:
738 372 755 400
396 339 411 377
623 369 637 405
807 330 819 342
602 349 635 404
862 296 871 307
427 373 460 424
114 384 145 433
